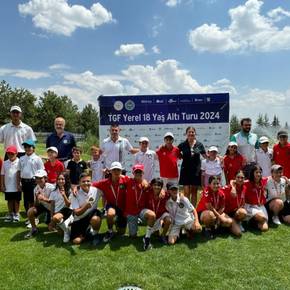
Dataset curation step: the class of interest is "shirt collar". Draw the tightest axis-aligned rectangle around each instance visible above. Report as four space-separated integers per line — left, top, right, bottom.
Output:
10 121 23 128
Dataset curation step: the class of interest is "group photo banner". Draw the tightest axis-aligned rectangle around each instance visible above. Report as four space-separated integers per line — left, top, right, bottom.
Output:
98 93 230 175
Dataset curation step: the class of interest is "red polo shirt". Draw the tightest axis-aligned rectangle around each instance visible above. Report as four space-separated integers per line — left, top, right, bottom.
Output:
224 184 246 214
156 146 180 178
273 143 290 178
244 179 267 205
92 176 129 210
44 160 65 184
197 187 225 213
223 154 245 184
145 188 169 218
124 178 147 216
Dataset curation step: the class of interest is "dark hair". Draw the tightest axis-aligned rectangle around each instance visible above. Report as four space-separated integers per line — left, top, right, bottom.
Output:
208 175 221 184
79 172 91 181
72 146 82 153
185 126 196 134
249 165 262 183
110 123 119 128
150 177 164 187
55 172 71 197
240 118 251 126
235 170 245 177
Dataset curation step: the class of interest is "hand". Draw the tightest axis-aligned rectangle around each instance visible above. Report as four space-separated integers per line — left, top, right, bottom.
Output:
37 194 45 201
60 189 66 196
71 185 78 196
193 221 202 232
141 179 149 188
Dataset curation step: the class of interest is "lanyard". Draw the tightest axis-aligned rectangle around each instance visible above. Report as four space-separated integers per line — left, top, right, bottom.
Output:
236 187 245 208
212 192 220 209
272 179 282 198
152 195 161 214
110 183 119 206
254 184 263 206
134 181 143 208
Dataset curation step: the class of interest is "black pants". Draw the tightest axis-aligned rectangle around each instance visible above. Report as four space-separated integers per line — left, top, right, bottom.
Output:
21 179 36 213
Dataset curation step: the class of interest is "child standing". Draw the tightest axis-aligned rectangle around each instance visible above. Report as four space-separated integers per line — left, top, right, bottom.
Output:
19 139 44 214
87 146 105 182
255 136 272 177
1 146 21 222
66 147 88 186
201 146 223 187
44 147 64 184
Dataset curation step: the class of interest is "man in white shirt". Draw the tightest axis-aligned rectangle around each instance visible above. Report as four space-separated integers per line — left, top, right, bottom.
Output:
100 124 138 174
134 137 157 182
70 173 102 245
255 136 273 177
0 105 36 159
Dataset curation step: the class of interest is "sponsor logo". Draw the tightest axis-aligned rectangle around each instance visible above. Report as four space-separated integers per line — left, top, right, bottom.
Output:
125 100 135 111
114 101 124 111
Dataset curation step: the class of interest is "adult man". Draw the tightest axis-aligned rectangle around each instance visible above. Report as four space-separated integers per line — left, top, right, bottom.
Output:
46 117 76 162
100 123 138 173
0 105 36 159
230 118 259 178
273 130 290 178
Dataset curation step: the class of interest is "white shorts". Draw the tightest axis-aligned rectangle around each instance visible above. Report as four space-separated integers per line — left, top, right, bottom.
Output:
244 204 268 222
151 212 171 232
168 218 194 238
161 178 179 189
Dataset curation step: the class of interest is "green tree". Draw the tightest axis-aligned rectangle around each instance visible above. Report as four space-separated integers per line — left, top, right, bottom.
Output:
263 113 270 127
256 113 264 127
79 104 99 136
36 91 79 132
285 122 289 129
0 80 37 126
230 114 240 135
271 115 280 127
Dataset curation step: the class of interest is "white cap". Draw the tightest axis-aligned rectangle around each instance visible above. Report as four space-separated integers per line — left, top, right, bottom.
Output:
164 132 174 139
259 136 269 144
139 136 149 143
46 146 58 154
34 169 47 178
228 141 238 147
110 161 123 170
10 105 22 113
208 146 219 152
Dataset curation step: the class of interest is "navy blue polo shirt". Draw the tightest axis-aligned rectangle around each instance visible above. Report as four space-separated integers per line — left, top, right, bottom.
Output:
46 131 76 160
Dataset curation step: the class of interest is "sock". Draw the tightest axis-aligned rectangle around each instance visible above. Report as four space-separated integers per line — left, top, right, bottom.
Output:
91 229 99 236
58 218 64 224
145 226 153 238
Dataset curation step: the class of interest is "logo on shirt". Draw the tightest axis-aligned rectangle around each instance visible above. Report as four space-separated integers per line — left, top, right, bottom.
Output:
120 184 126 190
63 139 68 144
179 203 184 208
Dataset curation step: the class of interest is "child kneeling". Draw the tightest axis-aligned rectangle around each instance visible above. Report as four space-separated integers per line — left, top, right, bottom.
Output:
166 182 202 245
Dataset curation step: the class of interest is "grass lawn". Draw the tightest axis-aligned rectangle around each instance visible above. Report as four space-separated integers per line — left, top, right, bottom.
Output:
0 145 290 289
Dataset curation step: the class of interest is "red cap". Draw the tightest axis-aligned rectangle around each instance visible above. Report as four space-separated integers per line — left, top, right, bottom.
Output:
132 164 144 172
6 145 17 154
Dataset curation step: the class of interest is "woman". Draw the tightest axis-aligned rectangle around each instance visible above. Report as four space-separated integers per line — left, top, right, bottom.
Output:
223 141 246 185
178 127 206 206
224 170 247 236
197 176 232 239
244 165 268 232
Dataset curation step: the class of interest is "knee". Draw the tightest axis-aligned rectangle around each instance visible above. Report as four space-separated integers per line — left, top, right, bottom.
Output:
146 210 156 221
202 211 216 225
73 237 82 245
235 208 247 220
255 213 266 223
90 216 101 226
164 217 172 226
52 215 62 224
27 208 36 217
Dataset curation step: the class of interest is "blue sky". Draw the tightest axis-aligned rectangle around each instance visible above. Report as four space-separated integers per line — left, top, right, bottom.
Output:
1 0 290 124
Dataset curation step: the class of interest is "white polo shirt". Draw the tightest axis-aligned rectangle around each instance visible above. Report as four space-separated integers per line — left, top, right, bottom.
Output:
0 121 36 153
255 148 273 177
70 187 101 221
1 158 20 192
49 189 71 213
266 177 287 202
19 153 44 179
166 194 195 226
134 149 157 182
34 183 55 210
201 158 223 176
88 157 105 182
101 136 133 170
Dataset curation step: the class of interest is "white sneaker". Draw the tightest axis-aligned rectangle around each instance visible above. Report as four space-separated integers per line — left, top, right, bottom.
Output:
4 214 13 222
26 218 39 228
13 214 20 222
239 223 245 232
63 229 71 243
272 216 281 225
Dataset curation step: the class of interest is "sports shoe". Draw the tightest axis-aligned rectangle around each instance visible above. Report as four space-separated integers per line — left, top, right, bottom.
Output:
13 214 20 222
25 228 38 239
63 229 71 243
204 228 215 240
103 231 114 243
26 218 39 229
4 214 13 222
92 234 102 246
239 222 245 232
159 235 168 245
25 219 30 225
272 216 281 225
143 236 152 250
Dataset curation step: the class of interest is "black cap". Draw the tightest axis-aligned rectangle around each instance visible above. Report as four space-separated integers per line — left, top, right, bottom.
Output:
166 182 179 190
277 130 288 138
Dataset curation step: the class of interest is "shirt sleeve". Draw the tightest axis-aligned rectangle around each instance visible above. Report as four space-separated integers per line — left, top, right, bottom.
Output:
124 139 133 151
184 196 194 212
70 195 80 210
36 157 45 170
201 159 206 171
230 134 237 142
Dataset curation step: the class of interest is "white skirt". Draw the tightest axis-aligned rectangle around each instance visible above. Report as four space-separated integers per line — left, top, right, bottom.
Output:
244 203 268 221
